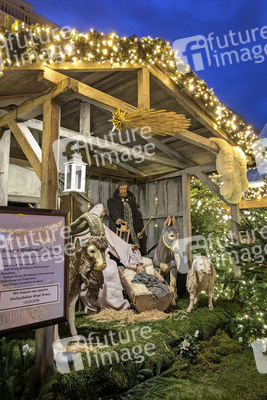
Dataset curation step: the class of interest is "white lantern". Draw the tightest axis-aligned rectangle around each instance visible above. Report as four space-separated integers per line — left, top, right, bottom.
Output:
63 152 86 193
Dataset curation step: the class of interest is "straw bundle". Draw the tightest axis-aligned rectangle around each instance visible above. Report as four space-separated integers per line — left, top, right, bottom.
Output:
88 308 170 323
109 106 190 135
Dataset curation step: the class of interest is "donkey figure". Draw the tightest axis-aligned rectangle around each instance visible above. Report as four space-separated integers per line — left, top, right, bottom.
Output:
153 216 180 305
55 212 108 339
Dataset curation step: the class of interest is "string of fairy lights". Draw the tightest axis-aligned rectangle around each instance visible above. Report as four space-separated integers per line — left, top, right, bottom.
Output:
0 21 260 151
242 183 267 201
0 20 265 200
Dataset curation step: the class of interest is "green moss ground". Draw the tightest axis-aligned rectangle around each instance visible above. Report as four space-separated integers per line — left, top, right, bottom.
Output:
1 298 266 400
123 331 267 400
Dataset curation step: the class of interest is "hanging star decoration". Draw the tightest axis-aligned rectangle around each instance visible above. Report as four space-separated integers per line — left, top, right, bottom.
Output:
109 106 128 132
109 106 191 135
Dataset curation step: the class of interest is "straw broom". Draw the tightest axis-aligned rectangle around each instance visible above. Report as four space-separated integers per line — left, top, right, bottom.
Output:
109 106 191 135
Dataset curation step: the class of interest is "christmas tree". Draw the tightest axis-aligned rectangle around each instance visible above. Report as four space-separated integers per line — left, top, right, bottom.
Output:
225 208 267 340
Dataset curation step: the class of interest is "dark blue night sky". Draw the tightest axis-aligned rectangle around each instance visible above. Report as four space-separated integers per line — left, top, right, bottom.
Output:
30 0 266 131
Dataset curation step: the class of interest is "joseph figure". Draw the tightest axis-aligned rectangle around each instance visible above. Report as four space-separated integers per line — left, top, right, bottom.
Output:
107 182 142 245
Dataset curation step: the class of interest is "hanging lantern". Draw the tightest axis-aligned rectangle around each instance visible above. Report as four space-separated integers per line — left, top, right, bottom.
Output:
63 152 86 193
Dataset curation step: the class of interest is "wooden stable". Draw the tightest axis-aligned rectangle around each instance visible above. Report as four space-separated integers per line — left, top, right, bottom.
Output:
0 62 258 373
0 62 257 260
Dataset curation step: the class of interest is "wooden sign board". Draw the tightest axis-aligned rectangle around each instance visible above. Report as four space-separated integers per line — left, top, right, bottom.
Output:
0 206 68 335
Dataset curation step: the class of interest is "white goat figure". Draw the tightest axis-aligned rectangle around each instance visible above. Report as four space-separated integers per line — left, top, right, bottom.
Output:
186 256 216 313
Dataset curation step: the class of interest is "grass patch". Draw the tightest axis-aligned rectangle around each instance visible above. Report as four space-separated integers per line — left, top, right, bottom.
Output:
1 299 265 400
119 330 267 400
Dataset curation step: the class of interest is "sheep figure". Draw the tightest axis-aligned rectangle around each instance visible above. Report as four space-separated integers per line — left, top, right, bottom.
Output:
186 256 216 313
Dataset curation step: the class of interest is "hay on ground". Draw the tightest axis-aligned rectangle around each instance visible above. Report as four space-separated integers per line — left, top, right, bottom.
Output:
87 308 171 323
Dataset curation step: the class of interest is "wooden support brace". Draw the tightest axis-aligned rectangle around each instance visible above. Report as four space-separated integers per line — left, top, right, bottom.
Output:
194 170 232 207
8 120 42 179
147 136 194 167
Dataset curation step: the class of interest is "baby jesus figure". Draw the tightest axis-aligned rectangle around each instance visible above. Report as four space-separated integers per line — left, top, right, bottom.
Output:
131 264 169 298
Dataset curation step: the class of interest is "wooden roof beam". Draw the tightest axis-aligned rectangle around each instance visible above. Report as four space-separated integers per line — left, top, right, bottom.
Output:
98 153 148 177
148 136 197 167
171 129 219 154
161 127 208 144
6 61 141 72
43 67 219 156
137 67 193 168
136 162 216 183
22 119 186 170
78 101 146 176
0 78 72 128
43 66 136 113
149 65 236 145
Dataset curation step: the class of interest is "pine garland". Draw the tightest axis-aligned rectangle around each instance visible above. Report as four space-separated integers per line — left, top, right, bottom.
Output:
0 18 259 156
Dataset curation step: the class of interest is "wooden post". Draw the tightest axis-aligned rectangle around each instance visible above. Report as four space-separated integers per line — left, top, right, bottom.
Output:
179 174 192 294
79 102 91 135
230 204 241 277
40 99 60 206
35 99 60 381
138 68 150 110
78 102 91 213
0 129 11 206
181 174 192 264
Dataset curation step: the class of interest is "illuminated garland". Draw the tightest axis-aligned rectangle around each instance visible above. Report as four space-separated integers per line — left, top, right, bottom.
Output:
0 19 259 156
242 181 267 201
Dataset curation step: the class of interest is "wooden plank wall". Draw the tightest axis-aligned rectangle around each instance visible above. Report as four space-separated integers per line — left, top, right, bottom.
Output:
61 176 184 257
132 177 183 256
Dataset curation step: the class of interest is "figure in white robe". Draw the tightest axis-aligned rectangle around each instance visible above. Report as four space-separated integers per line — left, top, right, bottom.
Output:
79 204 143 311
